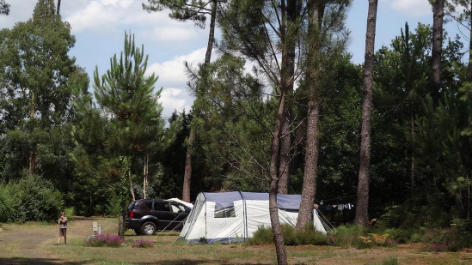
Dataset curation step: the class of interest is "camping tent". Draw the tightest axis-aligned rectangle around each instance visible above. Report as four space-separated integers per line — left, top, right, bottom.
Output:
179 191 326 244
167 198 194 209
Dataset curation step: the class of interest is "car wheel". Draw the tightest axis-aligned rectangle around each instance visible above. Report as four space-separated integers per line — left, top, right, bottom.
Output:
141 222 157 235
134 229 141 235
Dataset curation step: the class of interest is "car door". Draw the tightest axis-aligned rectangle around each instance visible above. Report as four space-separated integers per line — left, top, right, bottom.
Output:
170 203 189 230
152 200 174 230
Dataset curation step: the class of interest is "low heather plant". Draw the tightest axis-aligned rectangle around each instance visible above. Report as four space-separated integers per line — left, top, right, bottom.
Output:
133 239 155 248
83 233 124 247
431 242 449 252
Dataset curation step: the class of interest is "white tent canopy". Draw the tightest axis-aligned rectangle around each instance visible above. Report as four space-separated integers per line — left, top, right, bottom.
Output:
179 191 326 244
167 198 194 209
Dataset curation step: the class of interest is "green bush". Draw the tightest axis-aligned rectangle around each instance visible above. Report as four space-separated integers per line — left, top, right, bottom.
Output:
106 194 121 217
247 226 273 245
0 184 13 222
248 224 329 246
6 174 63 223
384 228 416 244
64 207 75 221
330 225 365 248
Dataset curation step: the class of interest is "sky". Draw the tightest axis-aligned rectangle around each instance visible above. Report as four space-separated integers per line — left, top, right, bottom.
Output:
0 0 466 119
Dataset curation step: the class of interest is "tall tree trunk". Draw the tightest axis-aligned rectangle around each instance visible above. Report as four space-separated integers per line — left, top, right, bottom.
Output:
182 0 217 202
143 155 148 199
430 0 444 106
296 0 323 230
355 0 378 227
129 169 136 201
468 0 472 81
278 0 300 194
411 116 415 188
56 0 61 15
29 91 36 176
278 117 291 194
467 0 472 220
269 86 288 265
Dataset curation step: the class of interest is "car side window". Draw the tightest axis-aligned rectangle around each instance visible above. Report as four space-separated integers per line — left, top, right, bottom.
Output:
154 201 170 211
171 204 186 213
171 205 180 213
144 201 153 210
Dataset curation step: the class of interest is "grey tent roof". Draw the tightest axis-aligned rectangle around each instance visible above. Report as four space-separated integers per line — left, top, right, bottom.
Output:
202 191 302 210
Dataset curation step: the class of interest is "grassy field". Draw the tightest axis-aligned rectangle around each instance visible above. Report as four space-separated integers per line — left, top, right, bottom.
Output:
1 218 472 264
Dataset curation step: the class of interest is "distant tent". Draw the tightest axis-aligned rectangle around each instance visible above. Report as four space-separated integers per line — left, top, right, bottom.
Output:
167 198 194 209
179 191 326 244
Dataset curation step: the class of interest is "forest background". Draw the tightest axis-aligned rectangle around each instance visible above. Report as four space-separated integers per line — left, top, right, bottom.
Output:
0 0 472 256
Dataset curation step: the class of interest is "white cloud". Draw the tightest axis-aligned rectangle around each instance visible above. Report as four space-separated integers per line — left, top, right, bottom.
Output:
0 0 37 28
159 88 192 117
147 48 208 87
150 27 199 42
64 0 199 42
388 0 431 17
147 48 216 117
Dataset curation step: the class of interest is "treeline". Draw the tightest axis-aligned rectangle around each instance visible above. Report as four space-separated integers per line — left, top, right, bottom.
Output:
0 0 471 245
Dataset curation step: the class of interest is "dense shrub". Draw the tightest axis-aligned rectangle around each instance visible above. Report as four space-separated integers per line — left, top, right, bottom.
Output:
6 174 63 223
248 224 329 246
0 185 13 222
384 228 417 244
83 234 124 247
64 207 75 220
330 225 365 248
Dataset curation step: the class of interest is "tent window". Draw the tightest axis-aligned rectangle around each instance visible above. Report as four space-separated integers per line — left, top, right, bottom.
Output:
214 203 236 218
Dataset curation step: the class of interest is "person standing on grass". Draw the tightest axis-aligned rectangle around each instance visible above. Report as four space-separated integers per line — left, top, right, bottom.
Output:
56 211 67 245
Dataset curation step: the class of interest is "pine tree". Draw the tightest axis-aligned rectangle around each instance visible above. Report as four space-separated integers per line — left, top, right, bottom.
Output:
355 0 378 227
143 0 221 202
430 0 445 106
0 0 9 15
296 0 351 230
72 32 164 236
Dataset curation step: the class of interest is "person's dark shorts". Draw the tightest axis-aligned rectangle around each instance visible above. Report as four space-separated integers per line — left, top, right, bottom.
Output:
59 228 67 237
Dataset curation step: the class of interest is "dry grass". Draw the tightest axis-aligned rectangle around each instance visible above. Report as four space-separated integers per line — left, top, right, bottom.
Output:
1 218 472 264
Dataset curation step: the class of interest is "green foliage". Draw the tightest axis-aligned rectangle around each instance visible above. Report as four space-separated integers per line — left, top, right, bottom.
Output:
329 225 365 248
248 224 329 246
0 0 9 15
383 228 417 244
143 0 215 28
106 194 122 217
64 207 75 221
6 173 63 223
247 226 274 245
0 0 88 195
72 32 165 216
0 184 12 222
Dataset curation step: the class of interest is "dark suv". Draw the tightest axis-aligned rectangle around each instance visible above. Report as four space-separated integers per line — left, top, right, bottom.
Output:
125 199 190 235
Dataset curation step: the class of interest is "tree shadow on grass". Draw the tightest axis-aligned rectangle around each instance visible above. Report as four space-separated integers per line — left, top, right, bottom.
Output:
0 257 91 265
143 260 260 265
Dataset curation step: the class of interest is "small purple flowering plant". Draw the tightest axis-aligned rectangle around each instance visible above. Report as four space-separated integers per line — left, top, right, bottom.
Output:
133 239 155 248
83 233 124 247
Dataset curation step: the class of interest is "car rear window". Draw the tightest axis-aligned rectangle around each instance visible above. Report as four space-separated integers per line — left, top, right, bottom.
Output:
127 202 136 210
